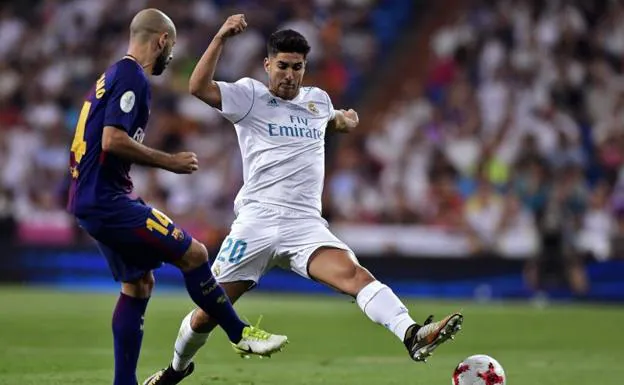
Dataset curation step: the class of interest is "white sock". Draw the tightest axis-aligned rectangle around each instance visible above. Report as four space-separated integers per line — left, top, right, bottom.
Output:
171 310 211 371
356 280 416 341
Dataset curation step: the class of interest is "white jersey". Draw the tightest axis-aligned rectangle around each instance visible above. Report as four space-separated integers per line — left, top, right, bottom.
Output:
215 77 335 217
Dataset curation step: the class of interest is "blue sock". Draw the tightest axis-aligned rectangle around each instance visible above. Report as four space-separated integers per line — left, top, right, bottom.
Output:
112 293 149 385
183 262 246 342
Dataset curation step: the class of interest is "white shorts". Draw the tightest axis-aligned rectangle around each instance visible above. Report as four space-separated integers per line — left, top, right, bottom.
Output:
211 202 353 284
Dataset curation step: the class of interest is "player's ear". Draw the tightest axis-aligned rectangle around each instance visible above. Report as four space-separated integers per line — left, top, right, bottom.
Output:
264 57 270 73
158 33 168 50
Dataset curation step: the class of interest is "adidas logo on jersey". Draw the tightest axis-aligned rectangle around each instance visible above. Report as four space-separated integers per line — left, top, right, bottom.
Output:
267 98 279 107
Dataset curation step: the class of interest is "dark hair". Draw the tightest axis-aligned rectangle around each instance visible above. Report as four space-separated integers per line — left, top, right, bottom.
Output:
267 29 311 58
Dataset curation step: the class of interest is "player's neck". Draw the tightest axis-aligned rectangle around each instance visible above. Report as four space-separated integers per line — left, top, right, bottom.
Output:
268 87 300 101
125 46 154 76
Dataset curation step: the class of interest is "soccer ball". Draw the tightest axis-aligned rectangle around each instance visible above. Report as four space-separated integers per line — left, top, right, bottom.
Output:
451 354 506 385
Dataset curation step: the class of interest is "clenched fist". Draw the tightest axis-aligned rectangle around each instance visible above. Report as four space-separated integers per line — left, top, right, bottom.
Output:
216 14 247 40
168 152 199 174
340 109 359 130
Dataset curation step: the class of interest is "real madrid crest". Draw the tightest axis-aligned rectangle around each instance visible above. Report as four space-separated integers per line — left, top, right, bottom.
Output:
308 102 319 114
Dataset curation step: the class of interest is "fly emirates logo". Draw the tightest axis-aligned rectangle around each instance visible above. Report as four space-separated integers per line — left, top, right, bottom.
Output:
266 115 324 140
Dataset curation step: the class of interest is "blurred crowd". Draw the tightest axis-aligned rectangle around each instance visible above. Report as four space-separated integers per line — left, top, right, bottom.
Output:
3 0 624 290
327 0 624 267
0 0 410 245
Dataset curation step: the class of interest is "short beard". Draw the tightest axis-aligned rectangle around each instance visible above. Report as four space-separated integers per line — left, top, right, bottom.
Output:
152 51 171 76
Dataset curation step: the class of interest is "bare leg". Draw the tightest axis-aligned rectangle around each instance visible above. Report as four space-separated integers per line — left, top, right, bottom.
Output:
306 247 415 340
306 247 463 362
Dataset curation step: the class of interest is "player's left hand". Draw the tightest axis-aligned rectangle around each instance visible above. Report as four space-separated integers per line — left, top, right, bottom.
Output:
340 108 359 130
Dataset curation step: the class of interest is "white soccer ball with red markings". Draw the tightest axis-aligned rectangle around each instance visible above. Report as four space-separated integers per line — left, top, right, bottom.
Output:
452 354 506 385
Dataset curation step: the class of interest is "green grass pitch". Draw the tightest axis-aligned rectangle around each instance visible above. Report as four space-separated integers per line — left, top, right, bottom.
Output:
0 286 622 384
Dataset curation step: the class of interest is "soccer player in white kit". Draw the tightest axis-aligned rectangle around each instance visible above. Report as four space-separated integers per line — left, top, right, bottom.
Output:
143 14 463 385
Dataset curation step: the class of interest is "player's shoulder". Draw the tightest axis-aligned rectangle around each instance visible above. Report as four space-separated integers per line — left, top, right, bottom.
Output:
300 86 331 101
222 77 262 96
231 77 258 87
108 58 148 87
298 86 333 116
300 85 328 96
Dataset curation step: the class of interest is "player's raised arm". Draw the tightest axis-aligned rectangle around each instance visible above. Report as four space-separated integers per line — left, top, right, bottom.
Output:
327 108 359 133
189 14 247 109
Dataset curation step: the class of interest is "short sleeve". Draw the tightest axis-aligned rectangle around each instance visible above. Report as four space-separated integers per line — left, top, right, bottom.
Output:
104 67 145 133
215 77 255 123
324 90 336 120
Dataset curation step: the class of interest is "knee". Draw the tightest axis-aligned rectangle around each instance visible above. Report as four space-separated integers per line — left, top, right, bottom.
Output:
139 272 156 293
122 271 155 298
191 308 218 333
340 264 375 296
354 265 376 291
176 239 209 271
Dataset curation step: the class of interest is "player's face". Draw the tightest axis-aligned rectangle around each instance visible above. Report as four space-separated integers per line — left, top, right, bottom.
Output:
265 52 306 100
152 33 175 76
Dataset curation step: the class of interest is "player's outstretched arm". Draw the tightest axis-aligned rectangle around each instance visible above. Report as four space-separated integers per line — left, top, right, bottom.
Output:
327 109 359 133
102 126 198 174
189 14 247 109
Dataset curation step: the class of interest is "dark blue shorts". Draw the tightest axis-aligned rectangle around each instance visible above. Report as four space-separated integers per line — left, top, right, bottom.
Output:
78 200 192 282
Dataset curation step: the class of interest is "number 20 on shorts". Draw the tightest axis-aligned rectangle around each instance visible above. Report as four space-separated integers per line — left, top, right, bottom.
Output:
217 237 247 264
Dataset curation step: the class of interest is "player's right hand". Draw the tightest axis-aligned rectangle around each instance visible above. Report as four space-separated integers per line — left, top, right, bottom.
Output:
169 152 199 174
216 14 247 40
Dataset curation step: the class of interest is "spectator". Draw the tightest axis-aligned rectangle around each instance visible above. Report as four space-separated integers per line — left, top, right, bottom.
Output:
0 0 408 248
